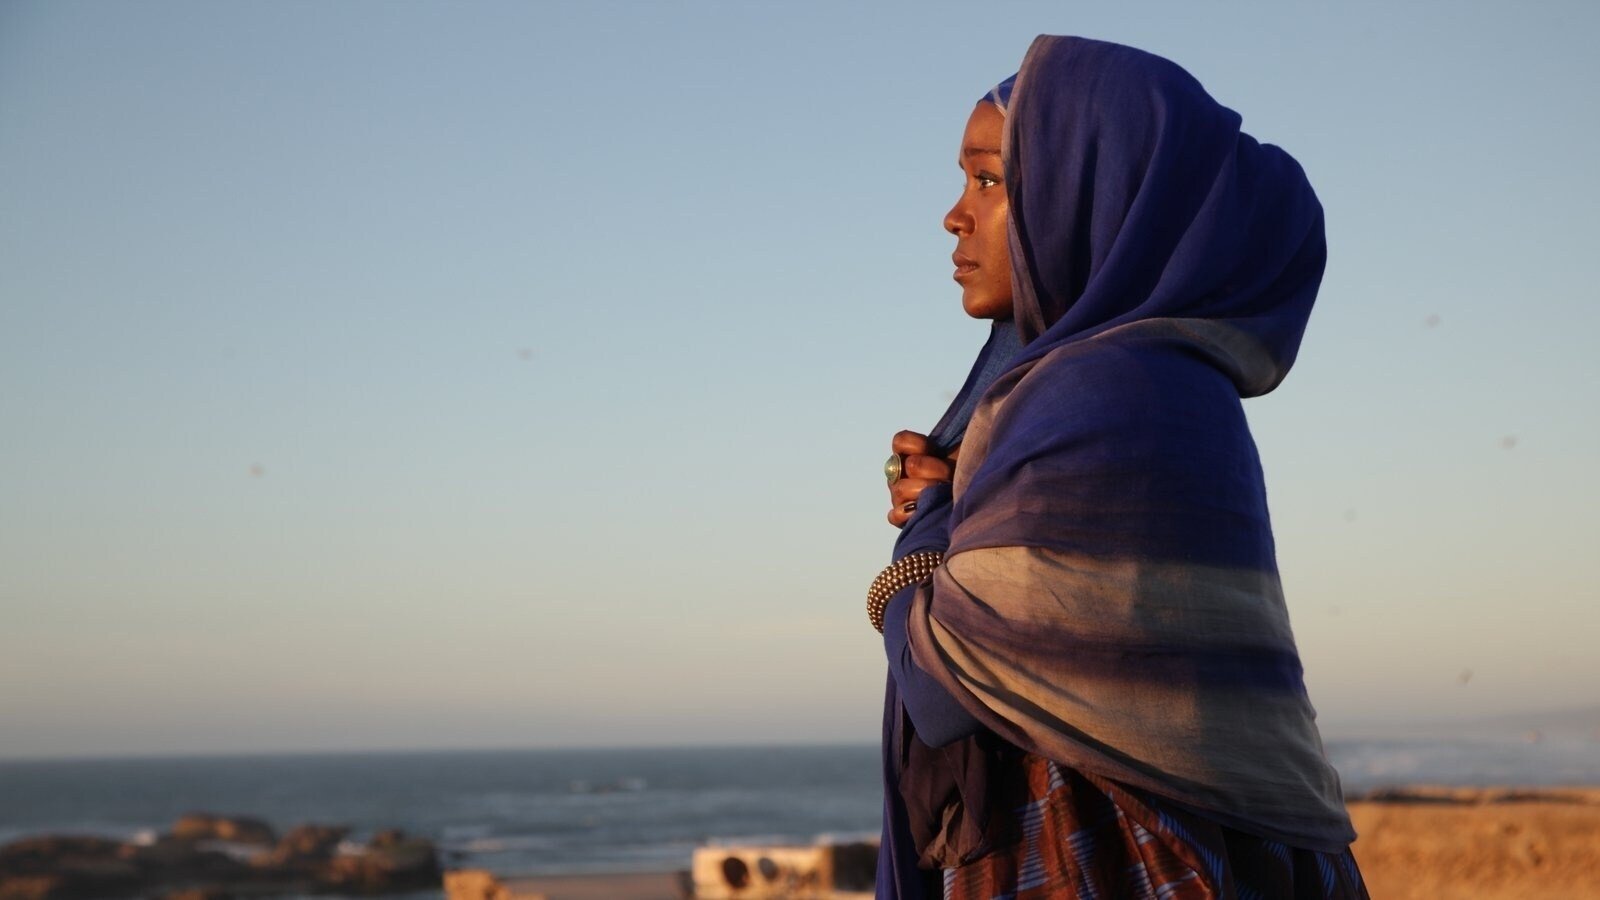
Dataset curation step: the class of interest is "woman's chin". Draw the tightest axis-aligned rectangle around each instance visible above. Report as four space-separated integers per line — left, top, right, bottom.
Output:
962 291 1014 320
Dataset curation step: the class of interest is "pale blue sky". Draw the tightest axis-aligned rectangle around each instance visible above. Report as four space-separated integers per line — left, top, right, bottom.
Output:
2 0 1597 758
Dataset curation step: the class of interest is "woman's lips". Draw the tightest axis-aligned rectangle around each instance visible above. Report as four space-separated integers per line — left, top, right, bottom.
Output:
953 253 979 282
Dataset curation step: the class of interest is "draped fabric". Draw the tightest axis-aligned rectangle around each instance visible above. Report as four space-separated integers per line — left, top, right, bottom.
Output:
926 322 1023 457
877 34 1354 897
877 338 1021 900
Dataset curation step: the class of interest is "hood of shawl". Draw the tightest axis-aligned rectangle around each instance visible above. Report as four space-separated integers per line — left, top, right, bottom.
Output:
1001 36 1326 397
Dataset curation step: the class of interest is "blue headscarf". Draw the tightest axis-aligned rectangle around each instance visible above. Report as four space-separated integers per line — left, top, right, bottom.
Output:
982 72 1018 114
1000 38 1322 391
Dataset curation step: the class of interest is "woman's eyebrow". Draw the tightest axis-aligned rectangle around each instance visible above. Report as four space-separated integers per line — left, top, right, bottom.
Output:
963 146 1002 157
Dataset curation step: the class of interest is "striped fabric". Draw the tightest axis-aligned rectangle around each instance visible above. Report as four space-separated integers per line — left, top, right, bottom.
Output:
941 753 1369 900
909 524 1355 851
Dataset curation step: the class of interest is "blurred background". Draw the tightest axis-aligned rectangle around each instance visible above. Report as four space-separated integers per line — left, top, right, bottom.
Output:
3 0 1597 888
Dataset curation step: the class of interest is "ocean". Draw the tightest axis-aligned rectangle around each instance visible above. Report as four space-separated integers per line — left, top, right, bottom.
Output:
2 737 1597 880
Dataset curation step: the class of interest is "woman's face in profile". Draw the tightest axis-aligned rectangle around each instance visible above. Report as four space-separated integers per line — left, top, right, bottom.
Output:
944 101 1013 320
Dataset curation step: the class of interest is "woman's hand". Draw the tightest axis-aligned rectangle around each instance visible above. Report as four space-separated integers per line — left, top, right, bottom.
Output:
887 430 959 528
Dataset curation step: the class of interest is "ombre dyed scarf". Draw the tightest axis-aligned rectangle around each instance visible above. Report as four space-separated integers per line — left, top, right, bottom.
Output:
880 34 1353 896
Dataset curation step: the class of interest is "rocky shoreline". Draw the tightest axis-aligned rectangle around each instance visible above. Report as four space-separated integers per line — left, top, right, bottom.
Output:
8 788 1600 900
0 813 441 900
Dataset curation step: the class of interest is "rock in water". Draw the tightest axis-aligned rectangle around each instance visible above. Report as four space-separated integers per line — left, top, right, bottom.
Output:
0 836 144 900
170 814 276 847
254 824 350 869
0 821 441 899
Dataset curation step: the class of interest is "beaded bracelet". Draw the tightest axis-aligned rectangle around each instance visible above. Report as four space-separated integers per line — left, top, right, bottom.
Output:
866 551 945 633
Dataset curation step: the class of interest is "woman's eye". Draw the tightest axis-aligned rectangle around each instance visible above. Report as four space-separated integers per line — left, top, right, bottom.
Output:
976 171 1002 189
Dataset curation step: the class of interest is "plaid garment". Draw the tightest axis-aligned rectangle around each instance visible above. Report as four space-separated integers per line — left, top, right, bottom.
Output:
941 753 1369 900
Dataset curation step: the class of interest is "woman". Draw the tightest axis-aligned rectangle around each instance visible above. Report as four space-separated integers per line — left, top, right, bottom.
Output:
870 36 1369 899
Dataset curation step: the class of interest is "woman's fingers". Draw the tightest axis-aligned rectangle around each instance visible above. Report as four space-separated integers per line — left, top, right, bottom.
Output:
887 431 960 528
888 477 940 527
891 477 939 507
892 430 933 456
902 453 952 482
888 500 922 528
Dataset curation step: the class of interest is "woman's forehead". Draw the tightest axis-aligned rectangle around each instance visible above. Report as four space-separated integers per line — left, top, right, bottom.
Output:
960 102 1005 159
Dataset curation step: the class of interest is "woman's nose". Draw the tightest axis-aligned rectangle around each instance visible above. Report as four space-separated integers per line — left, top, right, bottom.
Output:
944 200 969 236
